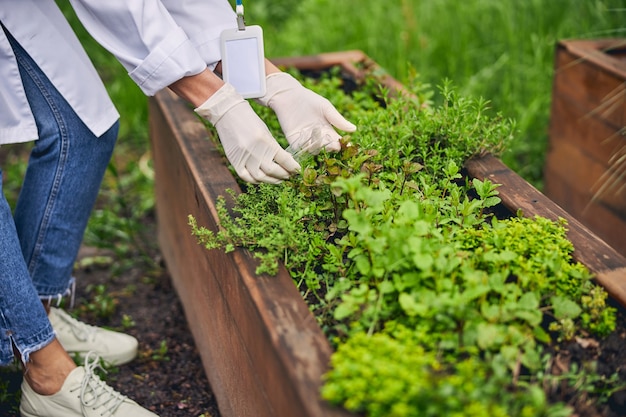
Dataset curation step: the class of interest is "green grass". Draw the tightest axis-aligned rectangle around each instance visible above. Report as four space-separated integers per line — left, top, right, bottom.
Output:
243 0 625 186
57 2 155 268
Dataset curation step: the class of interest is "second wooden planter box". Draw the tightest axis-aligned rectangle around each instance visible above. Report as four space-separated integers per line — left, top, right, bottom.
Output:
148 50 626 417
545 38 626 255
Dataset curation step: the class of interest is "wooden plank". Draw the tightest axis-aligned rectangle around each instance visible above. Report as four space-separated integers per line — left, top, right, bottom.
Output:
545 132 626 218
548 89 625 166
559 39 626 80
466 154 626 307
149 89 352 417
271 50 368 73
149 95 270 417
271 50 409 96
544 166 626 255
552 40 626 129
545 38 626 257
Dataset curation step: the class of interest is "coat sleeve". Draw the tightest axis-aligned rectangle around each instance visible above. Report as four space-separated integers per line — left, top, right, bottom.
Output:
69 0 237 96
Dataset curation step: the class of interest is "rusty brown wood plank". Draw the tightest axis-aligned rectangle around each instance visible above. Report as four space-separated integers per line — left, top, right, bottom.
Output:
544 134 626 220
545 137 605 196
559 39 626 81
545 38 626 257
271 50 408 96
544 166 626 255
552 40 626 129
149 89 351 417
149 95 271 417
271 50 368 72
548 89 624 166
466 154 626 307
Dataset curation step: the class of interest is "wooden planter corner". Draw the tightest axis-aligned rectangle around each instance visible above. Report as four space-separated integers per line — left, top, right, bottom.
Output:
545 38 626 255
149 50 626 417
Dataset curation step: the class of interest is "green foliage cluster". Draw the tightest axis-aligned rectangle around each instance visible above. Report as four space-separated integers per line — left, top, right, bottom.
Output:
189 71 619 416
322 328 563 417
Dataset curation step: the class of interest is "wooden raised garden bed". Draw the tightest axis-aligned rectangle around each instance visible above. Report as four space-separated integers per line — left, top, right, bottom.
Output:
544 38 626 255
148 50 626 417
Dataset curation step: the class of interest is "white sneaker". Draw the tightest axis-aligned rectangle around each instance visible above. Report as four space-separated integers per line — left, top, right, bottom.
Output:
48 307 138 366
20 352 158 417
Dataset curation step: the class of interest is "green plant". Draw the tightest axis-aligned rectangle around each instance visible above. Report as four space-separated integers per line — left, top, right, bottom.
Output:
321 327 572 417
84 157 157 275
0 371 21 415
190 68 621 416
82 283 117 319
120 314 136 330
150 340 170 362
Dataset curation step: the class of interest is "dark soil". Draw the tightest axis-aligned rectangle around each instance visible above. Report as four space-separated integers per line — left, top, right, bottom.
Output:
0 219 222 417
549 302 626 417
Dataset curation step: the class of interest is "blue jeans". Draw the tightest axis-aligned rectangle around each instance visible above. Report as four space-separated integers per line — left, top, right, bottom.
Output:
0 30 118 365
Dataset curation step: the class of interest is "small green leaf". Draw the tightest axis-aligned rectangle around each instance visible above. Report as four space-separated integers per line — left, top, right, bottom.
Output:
480 302 500 322
521 347 542 371
462 284 490 302
483 196 502 207
334 302 357 321
353 255 371 275
378 280 395 294
551 296 582 320
344 209 372 236
514 309 542 327
533 325 551 344
517 291 539 310
399 292 428 317
412 253 433 270
477 323 506 349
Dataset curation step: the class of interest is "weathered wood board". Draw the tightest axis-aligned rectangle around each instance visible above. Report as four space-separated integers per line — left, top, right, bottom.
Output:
544 39 626 255
149 87 352 417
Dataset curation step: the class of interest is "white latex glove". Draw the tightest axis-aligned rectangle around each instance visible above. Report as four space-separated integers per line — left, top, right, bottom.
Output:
255 72 357 154
195 83 300 184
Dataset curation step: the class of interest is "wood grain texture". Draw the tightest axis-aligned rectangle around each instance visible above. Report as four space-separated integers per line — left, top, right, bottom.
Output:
149 89 351 417
545 39 626 255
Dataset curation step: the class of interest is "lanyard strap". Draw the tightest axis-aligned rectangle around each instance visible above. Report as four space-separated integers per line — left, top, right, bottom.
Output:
236 0 245 31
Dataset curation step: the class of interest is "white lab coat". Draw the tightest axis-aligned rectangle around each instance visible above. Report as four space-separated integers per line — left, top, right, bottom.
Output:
0 0 237 144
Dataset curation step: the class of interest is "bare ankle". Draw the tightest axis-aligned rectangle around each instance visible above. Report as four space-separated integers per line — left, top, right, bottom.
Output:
23 339 76 395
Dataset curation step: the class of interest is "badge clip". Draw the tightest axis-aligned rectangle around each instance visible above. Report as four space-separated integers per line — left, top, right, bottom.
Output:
236 2 245 31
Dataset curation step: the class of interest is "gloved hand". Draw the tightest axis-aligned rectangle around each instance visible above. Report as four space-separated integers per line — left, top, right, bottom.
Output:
255 72 356 154
195 83 300 184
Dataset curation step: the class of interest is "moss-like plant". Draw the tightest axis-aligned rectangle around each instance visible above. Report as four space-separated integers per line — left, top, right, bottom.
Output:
189 69 619 416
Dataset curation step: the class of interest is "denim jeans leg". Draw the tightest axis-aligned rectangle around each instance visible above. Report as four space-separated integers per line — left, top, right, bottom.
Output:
0 177 54 365
8 33 119 300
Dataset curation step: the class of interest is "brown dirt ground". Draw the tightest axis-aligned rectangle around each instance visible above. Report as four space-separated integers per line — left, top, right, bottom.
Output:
554 303 626 417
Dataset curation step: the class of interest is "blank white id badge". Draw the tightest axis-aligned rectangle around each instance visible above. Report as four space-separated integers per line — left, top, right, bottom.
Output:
220 25 266 99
